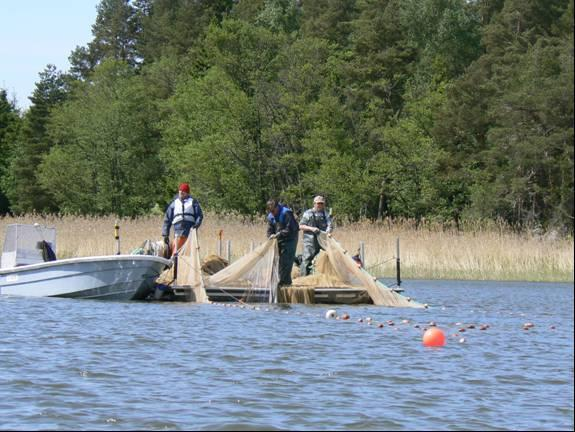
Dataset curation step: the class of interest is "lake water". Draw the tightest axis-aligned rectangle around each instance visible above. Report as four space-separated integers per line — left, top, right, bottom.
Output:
0 280 573 431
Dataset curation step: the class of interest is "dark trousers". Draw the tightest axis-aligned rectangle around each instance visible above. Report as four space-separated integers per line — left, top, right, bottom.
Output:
278 238 298 286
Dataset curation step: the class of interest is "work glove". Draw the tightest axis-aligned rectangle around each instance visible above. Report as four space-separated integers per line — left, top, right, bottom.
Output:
163 235 170 245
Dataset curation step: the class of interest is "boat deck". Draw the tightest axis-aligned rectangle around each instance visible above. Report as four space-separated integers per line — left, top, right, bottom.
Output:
165 285 403 304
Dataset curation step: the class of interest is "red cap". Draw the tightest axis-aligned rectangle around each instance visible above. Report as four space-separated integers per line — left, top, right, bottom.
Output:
178 183 190 193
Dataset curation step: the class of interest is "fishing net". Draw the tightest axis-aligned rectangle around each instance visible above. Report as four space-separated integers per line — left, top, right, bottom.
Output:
292 251 356 288
204 232 422 307
206 239 280 303
279 286 316 304
316 233 423 308
155 230 422 308
155 230 208 303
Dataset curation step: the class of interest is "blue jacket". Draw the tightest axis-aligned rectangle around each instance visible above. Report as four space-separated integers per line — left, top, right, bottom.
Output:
267 204 299 241
162 195 203 237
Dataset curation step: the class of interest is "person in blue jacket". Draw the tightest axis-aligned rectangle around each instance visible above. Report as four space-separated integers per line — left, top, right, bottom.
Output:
266 199 299 286
162 183 203 255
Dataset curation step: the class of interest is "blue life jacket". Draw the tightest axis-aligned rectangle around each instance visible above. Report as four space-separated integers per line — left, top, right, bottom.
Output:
267 204 291 225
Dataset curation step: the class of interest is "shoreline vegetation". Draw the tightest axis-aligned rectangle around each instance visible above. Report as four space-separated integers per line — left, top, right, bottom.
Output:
1 214 572 283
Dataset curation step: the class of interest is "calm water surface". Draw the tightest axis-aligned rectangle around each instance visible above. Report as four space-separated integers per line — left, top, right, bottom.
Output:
0 280 573 431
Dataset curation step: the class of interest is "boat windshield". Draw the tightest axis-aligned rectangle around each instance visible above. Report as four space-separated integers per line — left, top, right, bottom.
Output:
1 224 56 269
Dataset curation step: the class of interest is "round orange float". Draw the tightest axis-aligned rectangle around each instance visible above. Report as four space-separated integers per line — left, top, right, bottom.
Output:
422 327 446 347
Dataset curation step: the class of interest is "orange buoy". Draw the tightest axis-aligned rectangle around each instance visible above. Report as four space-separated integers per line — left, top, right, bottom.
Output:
422 327 446 347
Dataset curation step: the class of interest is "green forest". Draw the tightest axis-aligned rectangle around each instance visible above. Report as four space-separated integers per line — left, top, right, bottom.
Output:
1 0 573 233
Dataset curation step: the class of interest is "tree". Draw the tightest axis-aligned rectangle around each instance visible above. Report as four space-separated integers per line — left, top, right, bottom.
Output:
135 0 234 63
255 0 301 34
433 0 573 230
40 60 165 216
204 18 285 96
4 65 69 213
301 0 357 47
400 0 482 82
471 36 574 230
0 90 21 214
344 0 417 125
162 67 264 213
69 0 140 79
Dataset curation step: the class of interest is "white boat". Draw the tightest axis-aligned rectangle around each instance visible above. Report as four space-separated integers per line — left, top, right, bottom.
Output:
0 224 170 300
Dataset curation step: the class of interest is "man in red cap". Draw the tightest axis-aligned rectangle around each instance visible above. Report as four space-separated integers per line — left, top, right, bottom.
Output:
162 183 203 254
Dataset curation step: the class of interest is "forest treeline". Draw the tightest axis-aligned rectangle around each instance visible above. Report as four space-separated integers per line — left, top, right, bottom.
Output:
0 0 573 233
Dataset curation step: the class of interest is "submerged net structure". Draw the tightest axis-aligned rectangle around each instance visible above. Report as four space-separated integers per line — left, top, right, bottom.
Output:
156 231 423 308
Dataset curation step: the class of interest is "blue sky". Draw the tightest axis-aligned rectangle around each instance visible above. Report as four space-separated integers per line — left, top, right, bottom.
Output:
0 1 100 110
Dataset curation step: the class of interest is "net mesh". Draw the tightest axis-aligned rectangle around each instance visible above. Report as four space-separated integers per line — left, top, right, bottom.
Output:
206 239 280 303
279 286 316 304
155 230 208 302
156 231 423 308
292 251 356 288
316 233 422 308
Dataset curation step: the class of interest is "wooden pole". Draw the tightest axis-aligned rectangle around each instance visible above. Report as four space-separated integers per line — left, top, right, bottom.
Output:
114 220 120 255
226 239 231 263
359 241 365 267
396 237 401 287
217 229 223 257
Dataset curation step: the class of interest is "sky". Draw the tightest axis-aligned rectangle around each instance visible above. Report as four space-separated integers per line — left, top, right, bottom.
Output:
0 1 100 111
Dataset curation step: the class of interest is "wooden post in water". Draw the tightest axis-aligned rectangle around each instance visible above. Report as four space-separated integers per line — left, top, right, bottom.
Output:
217 229 223 257
359 241 365 267
114 220 120 255
396 237 401 287
226 240 231 263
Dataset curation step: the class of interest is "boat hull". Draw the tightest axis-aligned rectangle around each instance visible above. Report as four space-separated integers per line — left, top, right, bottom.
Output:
0 255 170 300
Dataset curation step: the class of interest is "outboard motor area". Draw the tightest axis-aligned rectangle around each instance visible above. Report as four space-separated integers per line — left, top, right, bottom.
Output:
1 224 57 269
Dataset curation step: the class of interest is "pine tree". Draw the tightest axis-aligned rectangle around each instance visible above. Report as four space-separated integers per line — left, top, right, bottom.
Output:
69 0 140 79
0 90 21 214
5 65 68 213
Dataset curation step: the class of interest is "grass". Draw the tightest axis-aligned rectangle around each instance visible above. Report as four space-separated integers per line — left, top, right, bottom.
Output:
1 214 573 282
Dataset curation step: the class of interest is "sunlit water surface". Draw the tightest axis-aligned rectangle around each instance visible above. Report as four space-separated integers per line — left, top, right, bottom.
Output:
0 280 573 430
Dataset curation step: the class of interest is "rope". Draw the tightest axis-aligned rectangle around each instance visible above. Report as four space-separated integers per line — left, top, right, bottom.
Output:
364 256 396 272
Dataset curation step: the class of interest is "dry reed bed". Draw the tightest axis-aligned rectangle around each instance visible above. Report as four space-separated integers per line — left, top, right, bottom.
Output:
1 214 573 282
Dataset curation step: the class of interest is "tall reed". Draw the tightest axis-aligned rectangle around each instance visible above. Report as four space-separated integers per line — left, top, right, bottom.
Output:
1 214 572 282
